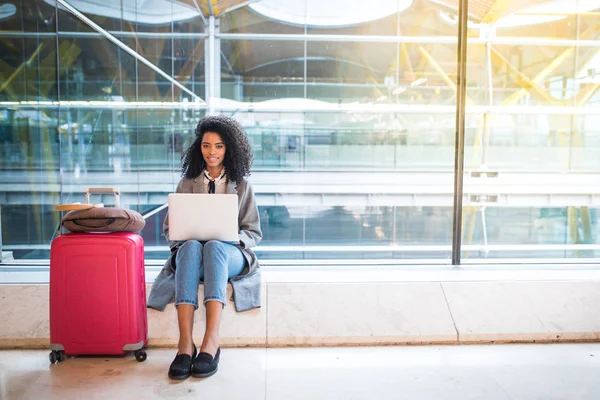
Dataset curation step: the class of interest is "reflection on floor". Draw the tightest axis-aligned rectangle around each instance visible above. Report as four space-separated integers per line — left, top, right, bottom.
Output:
2 344 600 400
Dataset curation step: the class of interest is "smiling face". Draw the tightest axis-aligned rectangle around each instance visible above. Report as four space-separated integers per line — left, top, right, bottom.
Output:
201 131 226 170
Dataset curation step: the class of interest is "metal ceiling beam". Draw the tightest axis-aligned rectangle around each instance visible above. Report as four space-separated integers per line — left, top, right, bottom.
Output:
481 0 519 24
182 0 259 18
577 82 600 106
433 0 549 22
417 45 475 107
219 0 261 15
490 48 563 105
0 45 44 96
207 0 215 16
502 22 599 107
192 0 209 26
417 46 457 92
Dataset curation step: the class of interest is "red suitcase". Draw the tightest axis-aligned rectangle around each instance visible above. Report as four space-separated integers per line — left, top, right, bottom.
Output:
49 232 148 363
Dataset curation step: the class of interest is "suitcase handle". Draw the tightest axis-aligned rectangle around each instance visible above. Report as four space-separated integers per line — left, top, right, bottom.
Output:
84 187 120 208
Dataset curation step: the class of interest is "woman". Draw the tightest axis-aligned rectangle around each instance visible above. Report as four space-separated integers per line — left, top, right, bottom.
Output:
147 115 262 380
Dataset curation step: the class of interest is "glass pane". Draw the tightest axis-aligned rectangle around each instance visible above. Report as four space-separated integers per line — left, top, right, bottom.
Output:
306 2 399 36
305 41 396 103
218 108 455 259
461 207 599 259
66 0 205 33
577 3 600 42
492 2 578 39
220 1 305 34
574 6 600 172
216 0 457 261
1 1 61 260
221 40 305 101
0 0 207 262
462 5 600 260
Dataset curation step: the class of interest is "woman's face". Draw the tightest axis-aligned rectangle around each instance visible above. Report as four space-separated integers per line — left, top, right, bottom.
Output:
201 131 226 169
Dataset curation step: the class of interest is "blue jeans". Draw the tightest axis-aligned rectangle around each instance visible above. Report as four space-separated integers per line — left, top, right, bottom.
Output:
174 240 246 308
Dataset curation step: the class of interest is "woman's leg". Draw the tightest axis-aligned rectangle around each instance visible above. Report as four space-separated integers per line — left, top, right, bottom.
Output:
200 240 246 355
174 240 203 356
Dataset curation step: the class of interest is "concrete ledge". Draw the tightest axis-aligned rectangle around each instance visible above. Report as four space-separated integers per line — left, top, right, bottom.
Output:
2 277 600 348
443 281 600 343
266 283 457 346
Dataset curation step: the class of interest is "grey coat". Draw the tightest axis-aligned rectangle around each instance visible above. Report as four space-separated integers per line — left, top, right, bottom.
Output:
147 175 262 312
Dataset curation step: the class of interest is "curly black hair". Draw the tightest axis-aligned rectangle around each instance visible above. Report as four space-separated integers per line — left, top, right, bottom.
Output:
180 115 253 183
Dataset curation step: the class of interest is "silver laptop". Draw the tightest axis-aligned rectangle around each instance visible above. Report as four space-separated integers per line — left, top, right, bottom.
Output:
168 194 239 242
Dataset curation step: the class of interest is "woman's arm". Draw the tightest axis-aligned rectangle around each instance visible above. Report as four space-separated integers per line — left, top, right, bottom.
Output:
237 179 262 249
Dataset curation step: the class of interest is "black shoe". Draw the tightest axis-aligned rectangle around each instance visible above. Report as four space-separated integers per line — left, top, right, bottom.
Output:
192 347 220 378
168 345 197 380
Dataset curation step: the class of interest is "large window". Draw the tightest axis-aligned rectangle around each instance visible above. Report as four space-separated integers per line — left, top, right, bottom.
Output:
1 0 599 265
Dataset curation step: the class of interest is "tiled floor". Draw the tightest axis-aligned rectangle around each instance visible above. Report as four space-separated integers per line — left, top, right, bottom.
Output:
2 344 600 400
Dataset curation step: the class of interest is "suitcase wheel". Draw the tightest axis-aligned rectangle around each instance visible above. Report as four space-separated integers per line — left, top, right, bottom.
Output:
49 350 66 364
134 350 147 362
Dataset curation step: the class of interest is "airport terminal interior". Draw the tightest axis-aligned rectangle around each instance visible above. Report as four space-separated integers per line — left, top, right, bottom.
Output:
1 0 600 399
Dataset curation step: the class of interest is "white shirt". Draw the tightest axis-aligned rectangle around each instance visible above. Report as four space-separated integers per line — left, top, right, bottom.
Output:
203 169 227 194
